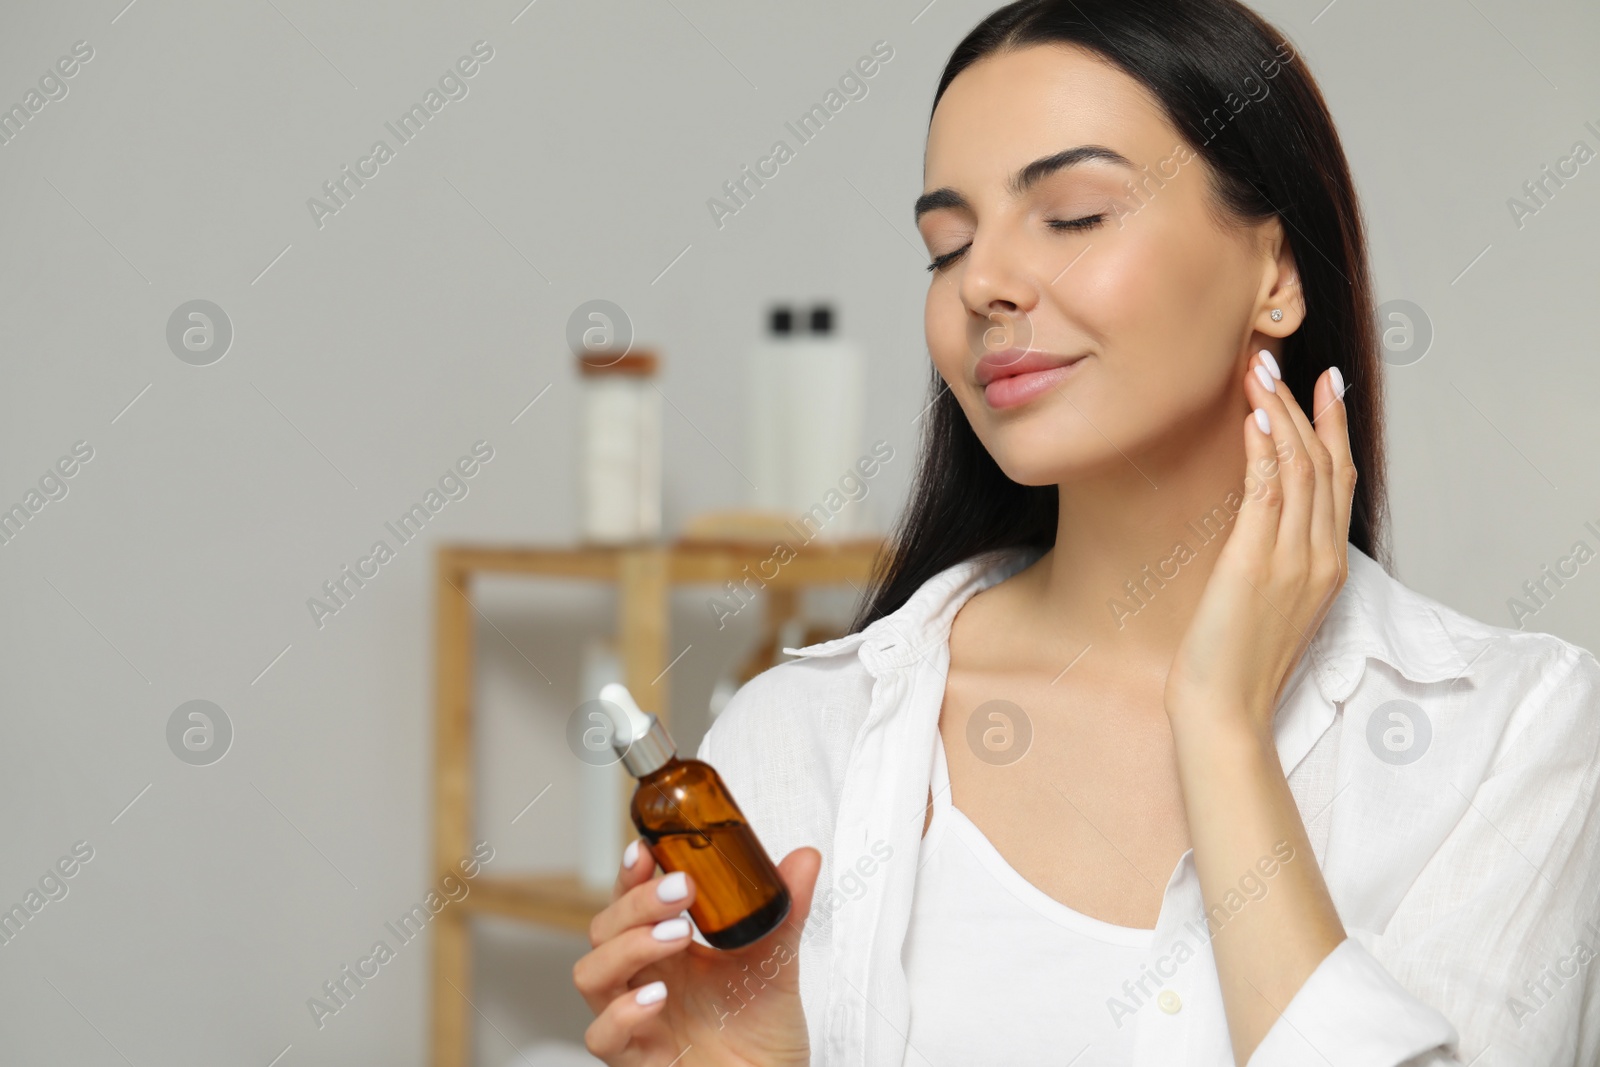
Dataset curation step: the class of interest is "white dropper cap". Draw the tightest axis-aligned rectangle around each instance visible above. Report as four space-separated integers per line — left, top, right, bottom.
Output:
600 682 677 777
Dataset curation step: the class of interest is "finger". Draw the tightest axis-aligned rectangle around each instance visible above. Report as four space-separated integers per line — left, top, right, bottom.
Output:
1311 365 1356 582
1254 350 1335 565
613 836 655 902
1233 398 1284 554
591 869 697 948
760 847 823 946
1256 348 1329 468
584 979 670 1062
573 915 696 1013
1245 352 1315 554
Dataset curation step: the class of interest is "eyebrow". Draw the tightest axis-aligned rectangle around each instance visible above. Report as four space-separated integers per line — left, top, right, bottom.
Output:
914 145 1136 223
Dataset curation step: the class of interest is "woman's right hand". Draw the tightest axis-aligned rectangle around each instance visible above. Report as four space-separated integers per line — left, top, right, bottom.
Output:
574 838 822 1067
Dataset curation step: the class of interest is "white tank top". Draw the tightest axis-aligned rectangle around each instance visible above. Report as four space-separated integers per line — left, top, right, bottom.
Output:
901 729 1157 1065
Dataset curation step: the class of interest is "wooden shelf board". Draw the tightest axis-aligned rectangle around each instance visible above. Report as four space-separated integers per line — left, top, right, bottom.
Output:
439 538 885 586
440 545 621 580
462 872 613 934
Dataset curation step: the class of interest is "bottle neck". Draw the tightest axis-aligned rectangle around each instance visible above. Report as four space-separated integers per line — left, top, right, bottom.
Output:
619 715 677 778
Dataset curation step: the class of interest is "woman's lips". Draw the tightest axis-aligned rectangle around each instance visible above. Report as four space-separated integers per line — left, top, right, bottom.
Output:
982 358 1086 409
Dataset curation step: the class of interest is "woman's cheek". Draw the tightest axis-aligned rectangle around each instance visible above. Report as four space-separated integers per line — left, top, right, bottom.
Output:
1063 238 1150 334
1073 241 1197 393
925 287 970 381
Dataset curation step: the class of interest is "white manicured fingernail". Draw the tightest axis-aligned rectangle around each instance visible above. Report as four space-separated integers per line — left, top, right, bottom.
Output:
635 980 667 1005
1253 364 1276 392
657 871 689 902
1329 366 1345 398
1258 349 1281 380
622 838 640 870
652 917 691 941
1254 408 1271 434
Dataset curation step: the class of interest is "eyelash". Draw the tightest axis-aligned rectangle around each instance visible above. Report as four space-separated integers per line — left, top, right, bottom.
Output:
925 214 1106 274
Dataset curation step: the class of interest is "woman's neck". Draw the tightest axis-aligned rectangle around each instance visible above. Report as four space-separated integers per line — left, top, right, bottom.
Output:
1011 411 1255 678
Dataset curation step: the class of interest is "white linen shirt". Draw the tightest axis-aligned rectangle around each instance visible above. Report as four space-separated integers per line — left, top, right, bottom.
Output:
694 542 1600 1066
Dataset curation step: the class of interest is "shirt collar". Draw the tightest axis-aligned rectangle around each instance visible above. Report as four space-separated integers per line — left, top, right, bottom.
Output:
1305 543 1481 703
785 541 1481 704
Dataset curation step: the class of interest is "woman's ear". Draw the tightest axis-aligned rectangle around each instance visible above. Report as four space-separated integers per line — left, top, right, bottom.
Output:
1256 226 1304 337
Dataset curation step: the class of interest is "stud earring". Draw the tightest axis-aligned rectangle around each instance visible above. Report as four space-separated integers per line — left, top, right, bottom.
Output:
1270 308 1283 321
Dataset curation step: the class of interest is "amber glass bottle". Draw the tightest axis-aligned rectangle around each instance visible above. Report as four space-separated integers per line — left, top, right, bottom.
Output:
602 683 791 949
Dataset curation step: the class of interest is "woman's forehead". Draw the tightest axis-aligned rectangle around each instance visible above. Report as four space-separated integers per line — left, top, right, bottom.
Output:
925 45 1173 183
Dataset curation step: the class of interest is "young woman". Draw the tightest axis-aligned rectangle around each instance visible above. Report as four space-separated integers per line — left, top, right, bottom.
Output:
573 1 1600 1063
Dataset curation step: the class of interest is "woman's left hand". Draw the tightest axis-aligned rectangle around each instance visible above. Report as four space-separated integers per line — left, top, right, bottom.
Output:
1163 350 1358 736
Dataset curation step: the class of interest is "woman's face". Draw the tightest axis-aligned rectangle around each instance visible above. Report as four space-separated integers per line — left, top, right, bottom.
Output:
917 44 1296 487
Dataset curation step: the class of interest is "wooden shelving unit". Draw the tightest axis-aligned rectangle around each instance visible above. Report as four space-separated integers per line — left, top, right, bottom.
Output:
429 536 884 1067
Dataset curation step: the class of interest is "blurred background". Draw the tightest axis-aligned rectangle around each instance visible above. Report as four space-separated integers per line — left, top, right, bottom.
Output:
1 0 1597 1064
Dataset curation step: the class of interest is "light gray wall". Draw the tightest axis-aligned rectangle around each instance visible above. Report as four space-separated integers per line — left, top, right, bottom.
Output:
1 0 1596 1064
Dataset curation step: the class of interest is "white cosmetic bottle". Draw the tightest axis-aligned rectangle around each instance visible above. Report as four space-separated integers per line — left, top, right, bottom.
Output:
747 303 864 538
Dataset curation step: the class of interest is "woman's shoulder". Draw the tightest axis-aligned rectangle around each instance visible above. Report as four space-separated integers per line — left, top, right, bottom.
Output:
695 641 876 778
1308 555 1600 941
1354 553 1600 788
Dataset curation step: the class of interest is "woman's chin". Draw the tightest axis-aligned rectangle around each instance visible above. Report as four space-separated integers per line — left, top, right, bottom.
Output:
985 429 1140 487
989 453 1090 488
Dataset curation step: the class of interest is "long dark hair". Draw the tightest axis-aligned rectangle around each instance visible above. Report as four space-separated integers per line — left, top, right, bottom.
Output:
849 0 1390 633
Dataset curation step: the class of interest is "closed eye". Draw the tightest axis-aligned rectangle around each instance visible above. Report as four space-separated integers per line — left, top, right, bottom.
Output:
925 214 1106 274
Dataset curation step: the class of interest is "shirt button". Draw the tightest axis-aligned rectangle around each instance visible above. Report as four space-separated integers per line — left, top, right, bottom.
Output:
1158 990 1182 1014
